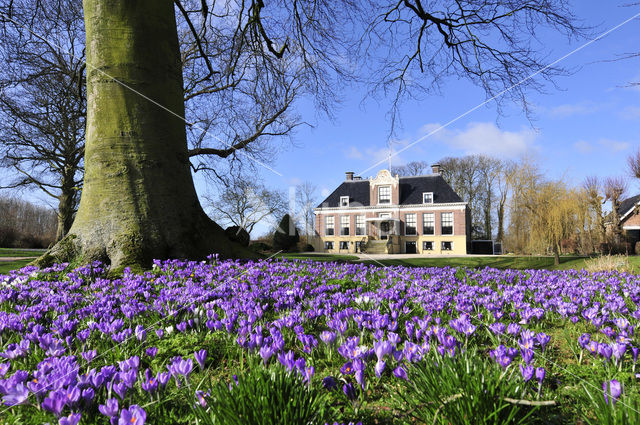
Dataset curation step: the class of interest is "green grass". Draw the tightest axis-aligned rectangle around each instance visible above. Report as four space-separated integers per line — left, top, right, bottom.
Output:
0 259 32 274
280 252 640 272
0 247 45 258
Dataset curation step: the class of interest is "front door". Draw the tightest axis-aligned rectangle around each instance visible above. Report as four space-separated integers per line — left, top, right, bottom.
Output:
405 241 416 254
379 214 391 240
380 221 389 239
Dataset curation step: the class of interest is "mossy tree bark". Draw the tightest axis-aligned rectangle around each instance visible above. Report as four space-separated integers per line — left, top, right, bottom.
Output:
42 0 251 270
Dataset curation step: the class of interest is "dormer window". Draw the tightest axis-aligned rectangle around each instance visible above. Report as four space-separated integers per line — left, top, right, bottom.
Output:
340 196 349 207
378 186 391 204
422 192 433 204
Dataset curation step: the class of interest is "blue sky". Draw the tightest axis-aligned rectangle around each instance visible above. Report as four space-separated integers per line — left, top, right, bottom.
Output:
214 0 640 237
3 1 639 238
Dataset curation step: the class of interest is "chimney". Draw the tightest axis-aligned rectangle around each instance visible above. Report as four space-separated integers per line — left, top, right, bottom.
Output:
345 171 354 181
431 163 441 174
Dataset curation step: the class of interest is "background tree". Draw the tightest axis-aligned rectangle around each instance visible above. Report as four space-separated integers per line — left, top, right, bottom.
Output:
582 176 606 253
391 160 430 177
604 176 627 247
0 195 57 248
207 176 287 236
0 0 85 241
495 160 515 244
295 181 318 241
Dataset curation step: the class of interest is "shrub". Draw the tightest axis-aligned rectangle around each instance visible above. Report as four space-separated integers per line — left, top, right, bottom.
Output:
224 226 250 246
193 365 331 425
303 243 315 252
584 255 633 273
249 242 271 252
272 214 299 252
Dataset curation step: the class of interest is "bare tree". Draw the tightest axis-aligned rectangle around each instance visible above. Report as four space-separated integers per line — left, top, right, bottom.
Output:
391 160 430 176
604 176 628 246
629 147 640 181
295 181 318 239
0 0 85 241
582 176 606 252
0 0 583 269
207 177 287 236
495 160 515 244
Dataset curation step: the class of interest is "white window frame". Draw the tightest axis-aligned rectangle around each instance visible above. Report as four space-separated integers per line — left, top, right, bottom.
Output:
340 196 349 207
441 212 454 235
355 215 365 236
404 213 417 236
325 216 334 236
340 215 350 236
441 241 453 251
422 213 435 235
339 241 349 250
325 241 334 250
378 186 391 204
422 192 433 204
423 241 433 251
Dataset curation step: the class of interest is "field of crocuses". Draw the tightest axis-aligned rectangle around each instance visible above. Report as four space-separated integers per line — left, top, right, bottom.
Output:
1 256 640 424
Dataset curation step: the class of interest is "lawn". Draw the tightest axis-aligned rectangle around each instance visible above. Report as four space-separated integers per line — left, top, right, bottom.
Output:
279 253 640 272
1 257 639 424
0 248 46 258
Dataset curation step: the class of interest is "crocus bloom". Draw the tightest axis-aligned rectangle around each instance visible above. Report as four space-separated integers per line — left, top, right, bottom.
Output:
118 404 146 425
375 360 386 378
59 413 81 425
603 380 622 406
535 367 545 385
342 382 357 401
519 364 534 382
2 383 28 406
322 376 337 391
195 349 207 371
393 366 408 380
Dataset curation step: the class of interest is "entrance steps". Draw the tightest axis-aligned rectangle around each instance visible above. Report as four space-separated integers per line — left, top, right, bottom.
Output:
364 240 388 254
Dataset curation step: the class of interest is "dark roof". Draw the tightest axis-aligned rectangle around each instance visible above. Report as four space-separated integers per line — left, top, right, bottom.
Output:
317 180 370 208
621 194 640 218
317 174 462 208
399 175 462 204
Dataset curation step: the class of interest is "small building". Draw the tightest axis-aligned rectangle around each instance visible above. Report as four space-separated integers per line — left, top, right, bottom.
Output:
620 194 640 249
313 166 470 254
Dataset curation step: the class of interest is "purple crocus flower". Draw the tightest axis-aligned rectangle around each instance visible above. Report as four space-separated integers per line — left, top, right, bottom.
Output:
145 347 158 358
59 413 81 425
374 340 393 361
342 382 357 401
599 343 613 361
519 364 535 382
612 343 627 362
81 350 98 363
322 376 337 391
157 372 170 387
603 380 622 406
2 383 28 406
375 360 386 378
278 350 296 372
535 367 546 385
42 389 67 415
172 358 193 377
0 363 9 377
118 404 146 425
320 331 337 345
340 361 354 375
393 366 408 380
195 349 207 371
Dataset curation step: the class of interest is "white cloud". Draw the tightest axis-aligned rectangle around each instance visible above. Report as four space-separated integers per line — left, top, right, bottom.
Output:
620 106 640 120
598 139 630 152
436 122 537 158
547 102 599 118
366 146 406 167
573 140 593 154
344 146 364 160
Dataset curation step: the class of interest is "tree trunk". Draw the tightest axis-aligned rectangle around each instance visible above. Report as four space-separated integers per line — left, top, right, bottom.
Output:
41 0 250 270
496 202 505 243
553 242 560 266
55 170 76 242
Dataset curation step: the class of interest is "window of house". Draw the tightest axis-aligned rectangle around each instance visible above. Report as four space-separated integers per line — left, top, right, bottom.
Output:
441 241 453 251
405 213 417 235
422 192 433 204
423 241 433 251
340 216 350 236
325 216 334 236
355 215 365 235
355 241 362 252
422 213 435 235
325 241 334 250
340 196 349 207
378 186 391 204
339 241 349 250
441 212 453 235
